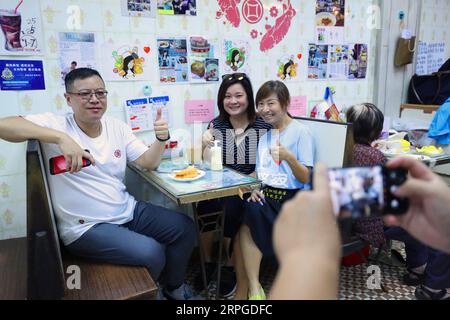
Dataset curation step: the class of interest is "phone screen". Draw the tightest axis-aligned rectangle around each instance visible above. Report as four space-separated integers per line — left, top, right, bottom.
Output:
328 166 385 219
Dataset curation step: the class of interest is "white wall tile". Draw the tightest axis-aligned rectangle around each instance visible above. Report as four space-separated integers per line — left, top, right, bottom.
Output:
0 141 26 176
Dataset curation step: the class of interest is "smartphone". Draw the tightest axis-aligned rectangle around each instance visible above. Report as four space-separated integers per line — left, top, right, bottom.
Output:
49 153 92 175
323 166 409 219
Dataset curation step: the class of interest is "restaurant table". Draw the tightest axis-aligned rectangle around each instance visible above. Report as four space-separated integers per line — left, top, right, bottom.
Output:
383 152 450 166
127 159 261 298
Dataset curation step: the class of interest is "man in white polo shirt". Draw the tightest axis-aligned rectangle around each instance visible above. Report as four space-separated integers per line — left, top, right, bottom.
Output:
0 68 201 300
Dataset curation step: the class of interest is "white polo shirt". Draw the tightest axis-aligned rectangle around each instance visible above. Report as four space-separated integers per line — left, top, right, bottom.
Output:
25 112 149 245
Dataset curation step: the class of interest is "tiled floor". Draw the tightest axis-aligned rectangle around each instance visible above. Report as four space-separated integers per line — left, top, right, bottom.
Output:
186 241 420 300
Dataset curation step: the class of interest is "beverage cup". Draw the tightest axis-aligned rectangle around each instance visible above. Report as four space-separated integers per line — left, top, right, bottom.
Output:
0 10 22 51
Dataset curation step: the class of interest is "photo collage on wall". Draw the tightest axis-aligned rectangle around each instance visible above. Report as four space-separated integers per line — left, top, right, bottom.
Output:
309 0 368 81
308 42 368 80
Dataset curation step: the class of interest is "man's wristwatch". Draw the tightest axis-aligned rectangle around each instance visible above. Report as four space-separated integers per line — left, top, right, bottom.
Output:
156 132 170 142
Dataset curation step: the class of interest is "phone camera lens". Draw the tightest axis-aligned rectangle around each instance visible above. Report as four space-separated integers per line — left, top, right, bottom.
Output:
391 199 400 209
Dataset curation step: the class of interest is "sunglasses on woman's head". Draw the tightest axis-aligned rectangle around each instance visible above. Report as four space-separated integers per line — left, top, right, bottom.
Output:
222 73 248 81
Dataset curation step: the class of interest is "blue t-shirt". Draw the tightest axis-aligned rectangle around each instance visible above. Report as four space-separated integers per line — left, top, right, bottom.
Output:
256 120 315 190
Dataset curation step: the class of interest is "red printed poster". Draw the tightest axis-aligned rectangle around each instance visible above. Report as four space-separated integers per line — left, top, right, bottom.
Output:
185 100 215 124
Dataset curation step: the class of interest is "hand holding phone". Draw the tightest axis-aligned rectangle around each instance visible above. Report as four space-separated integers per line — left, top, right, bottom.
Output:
318 165 409 219
49 150 92 175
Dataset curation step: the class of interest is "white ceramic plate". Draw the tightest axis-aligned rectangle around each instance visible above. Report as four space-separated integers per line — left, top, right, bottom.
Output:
401 154 432 162
168 169 206 182
383 152 432 162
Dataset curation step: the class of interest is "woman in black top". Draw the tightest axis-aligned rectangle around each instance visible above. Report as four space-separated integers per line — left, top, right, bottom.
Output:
198 73 271 299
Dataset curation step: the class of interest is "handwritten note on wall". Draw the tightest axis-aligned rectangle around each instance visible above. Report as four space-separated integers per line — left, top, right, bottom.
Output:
288 96 308 117
416 41 446 75
185 100 215 123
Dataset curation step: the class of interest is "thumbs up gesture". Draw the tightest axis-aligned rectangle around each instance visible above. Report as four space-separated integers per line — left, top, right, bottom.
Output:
269 140 292 164
154 108 169 141
202 122 215 148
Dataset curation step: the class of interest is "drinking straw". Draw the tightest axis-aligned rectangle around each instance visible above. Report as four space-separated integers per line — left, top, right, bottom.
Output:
14 0 24 14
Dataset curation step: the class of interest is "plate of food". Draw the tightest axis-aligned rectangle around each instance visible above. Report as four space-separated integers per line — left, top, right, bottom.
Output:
316 12 336 26
169 166 206 182
159 41 170 48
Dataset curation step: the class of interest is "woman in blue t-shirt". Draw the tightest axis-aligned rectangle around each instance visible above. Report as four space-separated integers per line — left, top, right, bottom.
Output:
240 80 315 300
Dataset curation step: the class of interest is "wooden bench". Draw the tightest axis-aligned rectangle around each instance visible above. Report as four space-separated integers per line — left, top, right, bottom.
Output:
0 237 27 300
26 140 158 300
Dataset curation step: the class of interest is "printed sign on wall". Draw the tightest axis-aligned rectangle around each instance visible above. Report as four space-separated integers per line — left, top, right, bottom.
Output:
0 59 45 90
184 100 215 123
125 96 171 132
0 0 43 55
59 32 97 85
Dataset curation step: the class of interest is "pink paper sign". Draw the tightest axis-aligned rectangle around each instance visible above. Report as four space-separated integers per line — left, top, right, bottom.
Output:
288 96 307 117
185 100 215 123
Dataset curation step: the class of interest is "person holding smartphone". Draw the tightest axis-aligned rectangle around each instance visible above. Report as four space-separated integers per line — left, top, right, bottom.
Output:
384 157 450 300
0 68 202 300
270 159 450 300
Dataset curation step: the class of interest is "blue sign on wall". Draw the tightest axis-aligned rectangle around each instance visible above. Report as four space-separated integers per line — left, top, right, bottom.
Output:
0 60 45 91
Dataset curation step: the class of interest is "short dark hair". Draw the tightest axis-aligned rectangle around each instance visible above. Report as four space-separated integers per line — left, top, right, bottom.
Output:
346 103 384 145
65 68 104 92
217 73 256 123
71 61 77 65
256 80 291 111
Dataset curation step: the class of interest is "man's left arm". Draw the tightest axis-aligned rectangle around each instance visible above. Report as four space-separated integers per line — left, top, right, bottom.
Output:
134 108 169 171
